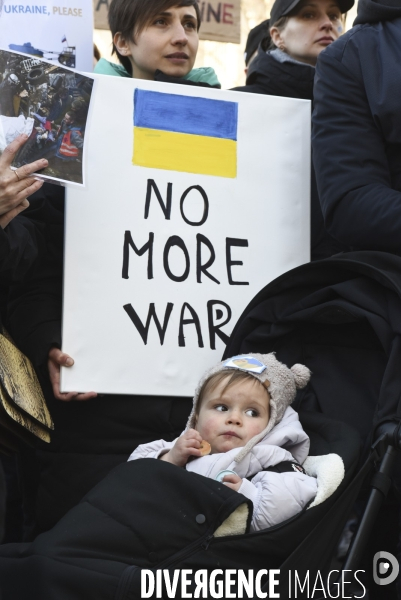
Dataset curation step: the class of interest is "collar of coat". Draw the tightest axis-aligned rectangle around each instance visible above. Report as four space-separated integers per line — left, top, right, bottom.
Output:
354 0 401 25
245 48 315 101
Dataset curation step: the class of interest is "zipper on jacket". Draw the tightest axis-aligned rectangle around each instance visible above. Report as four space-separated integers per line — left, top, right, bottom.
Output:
200 533 213 551
156 527 215 570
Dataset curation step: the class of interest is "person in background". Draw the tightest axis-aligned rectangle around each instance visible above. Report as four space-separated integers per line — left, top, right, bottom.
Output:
234 0 353 261
312 0 401 255
243 19 270 75
312 5 401 595
0 135 48 543
94 0 220 88
5 0 220 541
93 43 101 68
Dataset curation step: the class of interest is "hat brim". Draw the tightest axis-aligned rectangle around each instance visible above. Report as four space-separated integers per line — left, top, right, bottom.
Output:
281 0 354 17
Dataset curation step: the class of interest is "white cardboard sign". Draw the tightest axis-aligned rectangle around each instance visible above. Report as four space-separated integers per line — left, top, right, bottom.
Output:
0 0 93 72
61 75 310 397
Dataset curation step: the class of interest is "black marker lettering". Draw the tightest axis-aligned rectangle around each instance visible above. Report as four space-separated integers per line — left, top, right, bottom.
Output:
123 302 173 345
122 231 154 279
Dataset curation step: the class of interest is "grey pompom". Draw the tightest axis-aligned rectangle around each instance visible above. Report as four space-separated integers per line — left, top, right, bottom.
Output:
291 364 311 389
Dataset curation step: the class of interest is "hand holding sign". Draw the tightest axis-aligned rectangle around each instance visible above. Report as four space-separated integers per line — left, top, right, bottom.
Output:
0 135 47 228
48 348 97 401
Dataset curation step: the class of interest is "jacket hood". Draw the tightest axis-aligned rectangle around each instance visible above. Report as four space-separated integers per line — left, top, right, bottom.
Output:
354 0 401 24
187 353 311 464
94 58 221 87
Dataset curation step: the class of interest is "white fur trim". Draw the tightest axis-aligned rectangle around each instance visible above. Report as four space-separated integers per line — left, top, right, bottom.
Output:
213 503 250 537
304 454 345 509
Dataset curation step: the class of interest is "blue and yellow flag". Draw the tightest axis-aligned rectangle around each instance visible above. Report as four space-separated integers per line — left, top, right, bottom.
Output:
133 89 238 178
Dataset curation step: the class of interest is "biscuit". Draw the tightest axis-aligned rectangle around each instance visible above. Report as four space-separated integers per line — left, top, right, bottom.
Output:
199 440 211 456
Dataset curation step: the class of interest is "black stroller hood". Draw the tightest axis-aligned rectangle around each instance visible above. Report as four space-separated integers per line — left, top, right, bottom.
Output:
224 251 401 448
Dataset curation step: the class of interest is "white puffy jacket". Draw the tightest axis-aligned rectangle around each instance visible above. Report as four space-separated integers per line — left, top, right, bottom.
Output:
128 407 318 532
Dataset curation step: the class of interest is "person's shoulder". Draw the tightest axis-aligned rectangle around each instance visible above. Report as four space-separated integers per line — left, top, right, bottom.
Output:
94 58 131 78
183 67 221 88
321 23 381 64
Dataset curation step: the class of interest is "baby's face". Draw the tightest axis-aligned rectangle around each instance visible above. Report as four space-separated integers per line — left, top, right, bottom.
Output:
196 377 270 454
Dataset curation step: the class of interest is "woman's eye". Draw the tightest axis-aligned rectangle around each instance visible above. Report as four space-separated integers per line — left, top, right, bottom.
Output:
154 18 166 25
302 11 315 19
215 405 227 412
245 409 259 417
184 20 196 29
330 13 340 20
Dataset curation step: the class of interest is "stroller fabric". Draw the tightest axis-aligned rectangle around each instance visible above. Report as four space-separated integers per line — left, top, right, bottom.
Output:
224 251 401 458
0 459 252 600
0 412 360 600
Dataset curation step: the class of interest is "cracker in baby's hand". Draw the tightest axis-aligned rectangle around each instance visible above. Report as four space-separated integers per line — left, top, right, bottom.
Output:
199 440 211 456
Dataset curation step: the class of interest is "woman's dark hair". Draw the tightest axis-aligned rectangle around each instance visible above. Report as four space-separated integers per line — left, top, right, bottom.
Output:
109 0 201 75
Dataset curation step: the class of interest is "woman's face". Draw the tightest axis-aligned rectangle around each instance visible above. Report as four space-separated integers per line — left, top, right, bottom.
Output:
270 0 343 66
114 5 199 80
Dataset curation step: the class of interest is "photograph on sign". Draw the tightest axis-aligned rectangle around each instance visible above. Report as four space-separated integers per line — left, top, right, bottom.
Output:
61 75 311 397
0 0 94 72
0 49 94 185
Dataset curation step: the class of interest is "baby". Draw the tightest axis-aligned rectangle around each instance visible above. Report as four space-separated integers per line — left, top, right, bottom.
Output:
128 353 318 532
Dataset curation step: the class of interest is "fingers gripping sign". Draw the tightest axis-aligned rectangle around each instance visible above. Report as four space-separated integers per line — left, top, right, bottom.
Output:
48 347 98 402
0 134 48 227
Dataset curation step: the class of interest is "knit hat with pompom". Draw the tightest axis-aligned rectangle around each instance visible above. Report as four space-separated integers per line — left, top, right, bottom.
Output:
187 353 311 463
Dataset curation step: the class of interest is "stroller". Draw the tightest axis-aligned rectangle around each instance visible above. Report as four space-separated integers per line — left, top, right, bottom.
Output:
0 250 400 599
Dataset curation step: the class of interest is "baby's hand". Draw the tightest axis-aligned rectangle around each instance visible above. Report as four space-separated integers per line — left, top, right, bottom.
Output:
222 473 242 492
161 429 203 467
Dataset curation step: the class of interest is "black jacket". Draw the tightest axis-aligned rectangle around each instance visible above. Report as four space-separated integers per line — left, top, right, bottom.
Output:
0 197 48 542
312 1 401 253
0 198 49 332
235 49 315 98
234 50 347 261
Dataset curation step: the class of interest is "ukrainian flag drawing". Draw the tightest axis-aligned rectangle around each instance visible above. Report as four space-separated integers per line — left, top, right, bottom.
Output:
133 89 238 178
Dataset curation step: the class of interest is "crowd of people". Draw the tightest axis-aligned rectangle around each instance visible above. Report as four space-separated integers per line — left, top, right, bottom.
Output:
0 0 400 596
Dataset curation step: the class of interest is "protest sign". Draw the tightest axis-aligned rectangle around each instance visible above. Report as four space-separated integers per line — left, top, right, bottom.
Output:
0 0 93 72
61 76 310 396
93 0 241 44
198 0 241 43
93 0 108 30
0 49 94 185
